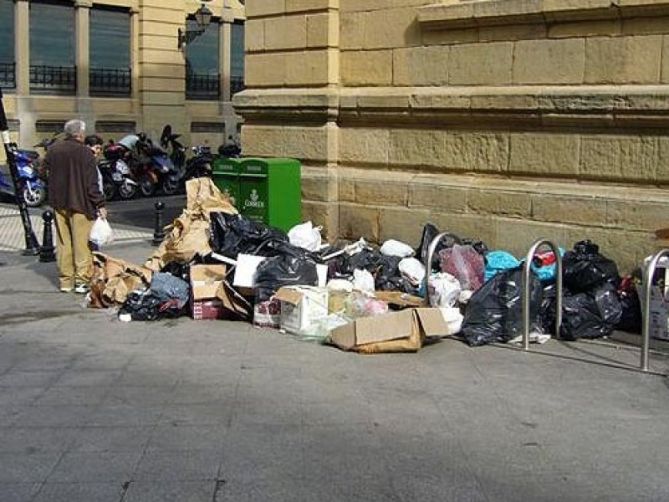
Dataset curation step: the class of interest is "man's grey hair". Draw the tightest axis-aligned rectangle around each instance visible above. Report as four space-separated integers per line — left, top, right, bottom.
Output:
64 119 86 138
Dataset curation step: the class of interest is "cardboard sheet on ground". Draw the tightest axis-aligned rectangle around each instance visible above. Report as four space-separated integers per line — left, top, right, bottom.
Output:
329 308 451 354
89 252 153 307
145 178 237 271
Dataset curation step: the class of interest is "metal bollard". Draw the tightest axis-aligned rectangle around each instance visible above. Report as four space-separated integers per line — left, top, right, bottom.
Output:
640 249 669 372
522 239 563 351
39 210 56 263
423 232 460 306
152 201 166 246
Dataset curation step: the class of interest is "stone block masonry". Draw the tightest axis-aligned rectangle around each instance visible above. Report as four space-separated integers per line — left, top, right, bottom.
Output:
237 0 669 273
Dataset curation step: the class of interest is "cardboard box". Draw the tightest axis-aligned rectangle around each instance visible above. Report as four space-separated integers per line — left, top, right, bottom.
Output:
648 285 669 340
274 286 329 335
254 298 282 329
192 299 226 320
329 308 451 354
191 264 228 300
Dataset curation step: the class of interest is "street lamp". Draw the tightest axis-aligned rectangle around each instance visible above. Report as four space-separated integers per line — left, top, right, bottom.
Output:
178 1 214 49
0 89 40 255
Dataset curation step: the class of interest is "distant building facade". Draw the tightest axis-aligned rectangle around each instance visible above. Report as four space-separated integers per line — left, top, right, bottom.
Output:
236 0 669 271
0 0 245 159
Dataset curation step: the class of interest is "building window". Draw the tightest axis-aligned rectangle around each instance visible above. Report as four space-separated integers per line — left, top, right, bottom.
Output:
29 0 76 94
231 21 245 96
0 0 15 89
186 19 220 101
90 6 131 97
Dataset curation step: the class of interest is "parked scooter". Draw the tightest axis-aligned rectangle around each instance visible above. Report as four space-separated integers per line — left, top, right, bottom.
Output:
14 148 47 207
132 133 180 197
99 138 138 200
159 125 213 192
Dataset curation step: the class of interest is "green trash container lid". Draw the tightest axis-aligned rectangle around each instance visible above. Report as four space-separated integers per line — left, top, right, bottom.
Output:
212 157 242 173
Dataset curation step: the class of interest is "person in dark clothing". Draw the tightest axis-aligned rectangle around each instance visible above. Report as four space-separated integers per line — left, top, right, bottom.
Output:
45 120 107 293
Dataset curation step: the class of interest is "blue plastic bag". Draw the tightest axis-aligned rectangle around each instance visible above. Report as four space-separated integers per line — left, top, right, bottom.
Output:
484 251 520 282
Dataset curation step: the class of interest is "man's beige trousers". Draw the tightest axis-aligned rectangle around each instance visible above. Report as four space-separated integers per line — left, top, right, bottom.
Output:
54 209 94 289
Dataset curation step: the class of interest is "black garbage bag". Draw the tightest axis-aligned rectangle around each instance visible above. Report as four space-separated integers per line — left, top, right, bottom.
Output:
461 238 489 256
161 261 191 283
616 276 642 334
209 212 288 258
560 283 623 340
562 240 620 292
118 291 163 321
254 255 319 302
461 266 543 347
539 283 557 334
416 223 461 272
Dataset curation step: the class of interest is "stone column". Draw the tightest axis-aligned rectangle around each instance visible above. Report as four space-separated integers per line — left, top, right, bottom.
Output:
14 0 30 95
75 0 92 97
130 8 140 103
220 18 232 103
236 0 341 239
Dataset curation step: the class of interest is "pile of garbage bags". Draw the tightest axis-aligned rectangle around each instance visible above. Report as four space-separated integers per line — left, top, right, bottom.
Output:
87 177 647 353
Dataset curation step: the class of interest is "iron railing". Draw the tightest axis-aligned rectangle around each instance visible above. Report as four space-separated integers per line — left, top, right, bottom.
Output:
231 75 245 96
29 65 76 94
90 67 131 97
0 62 16 89
186 72 220 100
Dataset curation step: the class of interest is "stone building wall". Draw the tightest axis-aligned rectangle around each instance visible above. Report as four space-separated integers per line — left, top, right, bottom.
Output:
236 0 669 272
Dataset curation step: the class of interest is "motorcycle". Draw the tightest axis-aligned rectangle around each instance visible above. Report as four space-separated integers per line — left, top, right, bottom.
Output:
133 133 180 197
159 126 213 188
99 139 138 200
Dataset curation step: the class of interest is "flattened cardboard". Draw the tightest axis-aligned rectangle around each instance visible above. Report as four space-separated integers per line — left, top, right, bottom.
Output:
374 291 424 309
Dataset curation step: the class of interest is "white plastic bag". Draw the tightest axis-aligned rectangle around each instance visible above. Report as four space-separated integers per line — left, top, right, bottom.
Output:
288 221 323 252
439 307 464 336
428 272 462 308
398 258 426 286
90 217 114 247
380 239 414 258
352 269 375 292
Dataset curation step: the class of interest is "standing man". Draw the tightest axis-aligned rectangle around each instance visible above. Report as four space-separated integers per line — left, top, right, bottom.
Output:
45 120 107 293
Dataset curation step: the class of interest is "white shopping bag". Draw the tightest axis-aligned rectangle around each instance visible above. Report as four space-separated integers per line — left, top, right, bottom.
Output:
90 217 114 247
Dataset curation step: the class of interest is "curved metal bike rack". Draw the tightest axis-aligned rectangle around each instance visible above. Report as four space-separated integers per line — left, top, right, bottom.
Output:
640 249 669 372
423 232 460 306
522 240 563 351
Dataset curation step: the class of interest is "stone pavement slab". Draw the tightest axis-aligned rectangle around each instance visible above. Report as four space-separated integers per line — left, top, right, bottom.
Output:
0 239 668 501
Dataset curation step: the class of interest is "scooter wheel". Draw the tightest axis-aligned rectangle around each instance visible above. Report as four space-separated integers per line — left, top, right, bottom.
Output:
161 177 181 196
103 178 117 201
139 177 157 198
23 185 47 207
118 182 137 200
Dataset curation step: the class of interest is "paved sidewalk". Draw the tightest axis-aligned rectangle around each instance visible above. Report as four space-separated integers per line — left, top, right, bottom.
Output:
0 203 153 253
0 240 668 501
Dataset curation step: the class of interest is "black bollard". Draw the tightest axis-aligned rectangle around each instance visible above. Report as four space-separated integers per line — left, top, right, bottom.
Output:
39 210 56 262
152 201 165 246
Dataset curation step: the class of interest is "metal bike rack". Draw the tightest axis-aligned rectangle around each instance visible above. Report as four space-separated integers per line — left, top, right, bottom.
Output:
522 240 563 351
423 232 460 306
640 249 669 372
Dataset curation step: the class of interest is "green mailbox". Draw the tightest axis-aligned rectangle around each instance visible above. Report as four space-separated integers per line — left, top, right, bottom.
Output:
238 158 301 231
212 157 242 208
